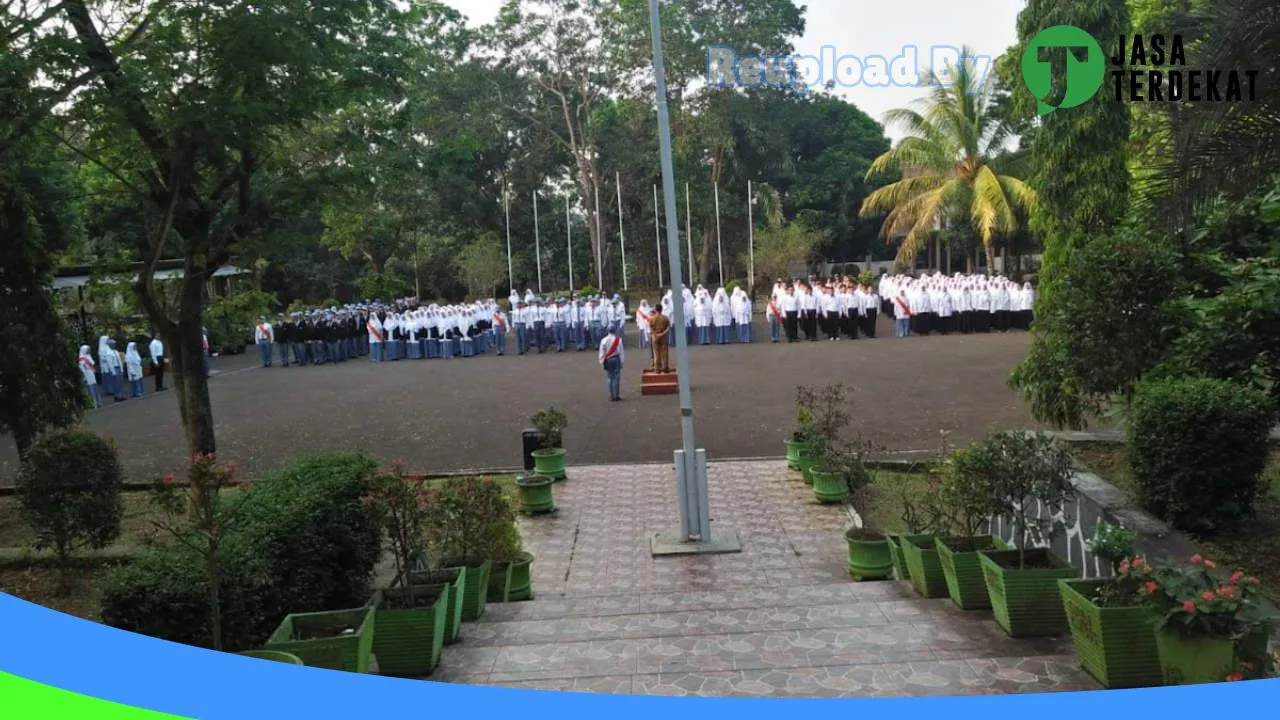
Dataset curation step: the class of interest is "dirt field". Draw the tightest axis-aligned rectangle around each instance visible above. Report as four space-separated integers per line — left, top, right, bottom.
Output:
0 319 1040 484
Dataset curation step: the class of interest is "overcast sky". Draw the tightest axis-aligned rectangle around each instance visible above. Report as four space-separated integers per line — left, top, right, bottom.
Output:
440 0 1025 139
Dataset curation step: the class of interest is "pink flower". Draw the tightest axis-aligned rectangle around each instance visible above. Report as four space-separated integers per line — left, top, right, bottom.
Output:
1217 586 1234 598
1203 560 1216 570
1144 581 1158 594
1225 673 1244 682
1190 554 1203 565
1119 559 1131 573
1182 600 1197 613
1201 591 1216 602
1231 571 1245 585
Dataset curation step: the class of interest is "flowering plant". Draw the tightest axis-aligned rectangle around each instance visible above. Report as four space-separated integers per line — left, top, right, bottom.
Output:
1129 554 1269 640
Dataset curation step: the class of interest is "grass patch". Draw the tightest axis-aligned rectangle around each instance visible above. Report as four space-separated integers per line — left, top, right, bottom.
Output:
1070 442 1280 605
0 492 164 551
0 566 113 622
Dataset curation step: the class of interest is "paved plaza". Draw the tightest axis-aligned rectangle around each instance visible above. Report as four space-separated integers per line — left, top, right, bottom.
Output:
0 321 1040 484
428 461 1098 697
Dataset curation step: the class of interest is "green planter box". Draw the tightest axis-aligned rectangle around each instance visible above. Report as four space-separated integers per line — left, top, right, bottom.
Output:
263 606 375 674
936 536 1008 610
371 584 449 677
1155 629 1236 685
845 529 892 580
487 561 513 603
516 475 556 514
785 438 812 470
445 559 492 622
1059 579 1163 689
507 552 535 601
237 650 304 665
979 548 1077 637
885 534 911 582
531 448 567 480
410 568 466 645
900 534 948 598
811 468 849 504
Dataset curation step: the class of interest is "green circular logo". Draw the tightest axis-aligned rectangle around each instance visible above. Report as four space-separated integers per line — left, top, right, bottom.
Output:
1021 25 1106 115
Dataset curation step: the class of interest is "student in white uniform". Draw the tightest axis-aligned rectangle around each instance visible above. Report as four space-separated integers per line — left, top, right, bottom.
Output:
636 300 653 349
712 288 731 345
780 284 800 342
695 293 713 345
125 342 145 398
598 325 625 402
254 317 275 367
733 287 753 343
78 345 100 408
766 288 783 343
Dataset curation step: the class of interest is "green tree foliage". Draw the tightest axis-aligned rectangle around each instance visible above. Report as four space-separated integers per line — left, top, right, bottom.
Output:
1008 0 1132 429
455 234 509 300
16 430 124 588
860 50 1035 271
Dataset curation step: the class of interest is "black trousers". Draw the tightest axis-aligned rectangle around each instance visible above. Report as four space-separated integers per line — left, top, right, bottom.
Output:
825 311 840 339
864 310 878 338
937 315 952 334
152 359 165 390
845 311 859 339
882 299 893 318
995 310 1010 332
784 312 799 342
803 310 818 340
533 321 546 351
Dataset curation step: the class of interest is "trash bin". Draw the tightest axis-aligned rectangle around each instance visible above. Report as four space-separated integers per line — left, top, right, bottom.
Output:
521 429 543 472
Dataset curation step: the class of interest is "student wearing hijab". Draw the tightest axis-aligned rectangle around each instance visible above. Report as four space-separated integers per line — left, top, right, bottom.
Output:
636 300 652 350
78 345 100 408
732 287 752 343
598 324 625 402
125 342 145 397
712 288 731 345
97 336 121 402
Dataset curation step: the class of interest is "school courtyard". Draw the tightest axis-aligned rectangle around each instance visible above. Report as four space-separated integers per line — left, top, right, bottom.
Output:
1 320 1039 484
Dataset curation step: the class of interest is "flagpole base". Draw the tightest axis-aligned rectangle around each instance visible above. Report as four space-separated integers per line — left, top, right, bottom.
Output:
650 525 742 556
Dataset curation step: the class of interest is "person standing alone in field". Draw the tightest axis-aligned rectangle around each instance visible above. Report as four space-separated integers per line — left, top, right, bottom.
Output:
599 325 625 402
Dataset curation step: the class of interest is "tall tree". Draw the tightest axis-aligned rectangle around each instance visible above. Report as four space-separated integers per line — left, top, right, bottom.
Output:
57 0 435 465
1008 0 1132 429
859 51 1034 272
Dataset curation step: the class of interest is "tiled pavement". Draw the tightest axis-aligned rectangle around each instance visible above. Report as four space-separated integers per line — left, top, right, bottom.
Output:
428 460 1099 697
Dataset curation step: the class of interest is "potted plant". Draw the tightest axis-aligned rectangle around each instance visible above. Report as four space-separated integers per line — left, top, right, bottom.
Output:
785 388 816 471
885 475 943 583
1057 523 1163 689
486 520 531 603
363 465 450 677
838 446 892 581
515 473 556 514
530 407 568 481
976 432 1079 637
935 443 1009 610
795 384 851 493
262 605 376 673
422 478 501 622
409 560 466 646
1139 554 1274 685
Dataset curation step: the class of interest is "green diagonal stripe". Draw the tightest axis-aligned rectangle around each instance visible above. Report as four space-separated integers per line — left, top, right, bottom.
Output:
0 671 193 719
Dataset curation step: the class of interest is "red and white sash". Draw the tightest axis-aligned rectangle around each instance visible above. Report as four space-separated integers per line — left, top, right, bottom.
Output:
257 322 270 340
602 335 622 362
768 299 783 320
78 354 95 371
493 312 507 330
894 297 911 316
367 320 384 342
636 310 650 326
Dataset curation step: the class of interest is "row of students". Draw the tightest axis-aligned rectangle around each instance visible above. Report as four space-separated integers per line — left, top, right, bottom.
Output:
878 273 1035 338
77 335 167 408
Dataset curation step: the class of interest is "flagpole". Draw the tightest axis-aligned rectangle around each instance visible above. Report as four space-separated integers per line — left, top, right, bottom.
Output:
685 183 693 287
714 181 724 286
533 191 543 293
567 196 574 294
504 180 513 289
653 184 663 283
594 184 604 290
616 171 628 291
747 180 754 294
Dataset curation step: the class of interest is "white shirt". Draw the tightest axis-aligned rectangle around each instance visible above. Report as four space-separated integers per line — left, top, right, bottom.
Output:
149 338 164 361
254 321 274 343
780 294 798 312
598 333 624 364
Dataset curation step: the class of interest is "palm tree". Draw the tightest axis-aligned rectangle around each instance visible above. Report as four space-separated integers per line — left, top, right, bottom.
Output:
859 48 1035 273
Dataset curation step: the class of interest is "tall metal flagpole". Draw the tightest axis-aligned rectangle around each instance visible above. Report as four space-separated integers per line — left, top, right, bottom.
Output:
566 196 574 294
649 0 735 552
653 184 663 282
685 183 693 287
504 181 514 289
747 180 755 294
714 181 724 286
594 184 604 290
616 172 628 290
533 191 543 293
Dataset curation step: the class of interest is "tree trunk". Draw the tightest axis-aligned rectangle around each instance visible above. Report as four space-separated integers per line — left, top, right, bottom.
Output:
1001 245 1008 278
573 154 606 292
984 242 996 277
208 536 223 650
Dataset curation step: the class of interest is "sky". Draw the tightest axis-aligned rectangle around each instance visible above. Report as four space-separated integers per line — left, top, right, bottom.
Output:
439 0 1026 140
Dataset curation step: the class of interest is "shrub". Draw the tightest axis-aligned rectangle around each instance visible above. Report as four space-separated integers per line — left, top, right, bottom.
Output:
725 279 742 295
576 285 599 299
939 442 1006 549
530 407 567 449
970 431 1076 569
228 453 381 636
16 430 124 587
423 477 518 566
1127 377 1273 535
99 546 266 652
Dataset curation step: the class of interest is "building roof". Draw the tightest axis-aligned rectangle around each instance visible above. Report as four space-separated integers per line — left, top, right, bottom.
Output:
52 264 249 290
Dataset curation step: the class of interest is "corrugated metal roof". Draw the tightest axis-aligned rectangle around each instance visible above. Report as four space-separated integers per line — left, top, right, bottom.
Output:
51 265 247 290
